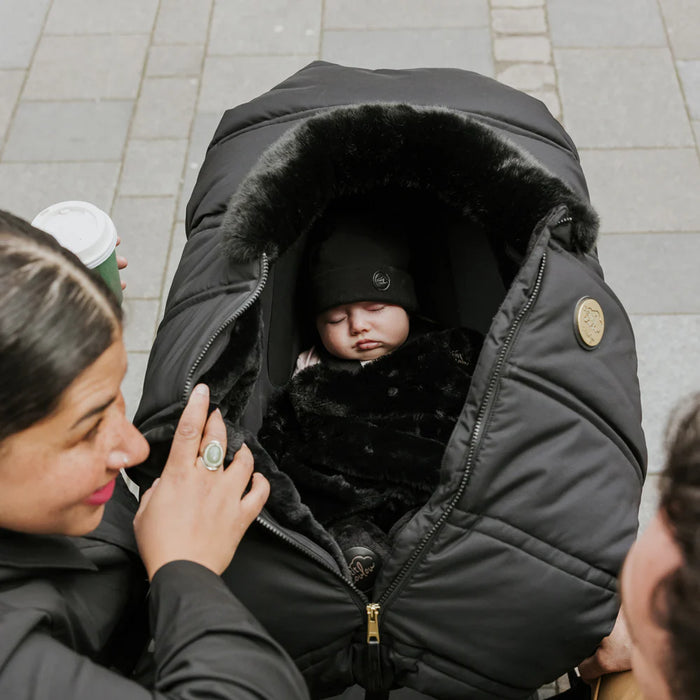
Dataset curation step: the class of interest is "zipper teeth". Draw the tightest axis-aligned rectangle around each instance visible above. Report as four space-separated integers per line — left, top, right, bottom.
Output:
377 251 548 607
255 515 367 603
182 254 270 403
555 216 573 226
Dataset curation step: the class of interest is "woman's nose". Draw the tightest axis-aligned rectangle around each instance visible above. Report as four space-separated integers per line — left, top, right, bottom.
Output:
109 416 150 470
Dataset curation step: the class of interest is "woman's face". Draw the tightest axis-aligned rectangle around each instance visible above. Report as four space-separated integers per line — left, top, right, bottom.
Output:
0 337 149 536
621 511 683 700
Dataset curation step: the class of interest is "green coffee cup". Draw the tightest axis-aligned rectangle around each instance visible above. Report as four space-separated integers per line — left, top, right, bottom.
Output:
32 201 123 304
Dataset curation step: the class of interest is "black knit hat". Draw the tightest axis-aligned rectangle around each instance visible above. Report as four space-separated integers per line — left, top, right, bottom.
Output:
309 203 417 314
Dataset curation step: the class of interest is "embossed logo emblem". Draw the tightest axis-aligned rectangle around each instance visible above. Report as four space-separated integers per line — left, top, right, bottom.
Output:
372 270 391 292
344 546 378 592
575 297 605 349
349 555 376 583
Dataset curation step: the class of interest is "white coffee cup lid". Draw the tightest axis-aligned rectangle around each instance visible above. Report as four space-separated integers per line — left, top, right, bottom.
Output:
32 201 117 269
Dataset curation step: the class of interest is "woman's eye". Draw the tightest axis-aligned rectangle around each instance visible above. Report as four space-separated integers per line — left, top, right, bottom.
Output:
369 305 385 312
327 316 346 325
83 418 104 443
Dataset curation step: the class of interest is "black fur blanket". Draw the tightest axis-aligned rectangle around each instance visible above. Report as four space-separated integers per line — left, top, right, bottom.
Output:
257 327 482 582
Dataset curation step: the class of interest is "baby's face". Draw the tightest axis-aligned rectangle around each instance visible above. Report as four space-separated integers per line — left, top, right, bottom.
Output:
316 301 409 361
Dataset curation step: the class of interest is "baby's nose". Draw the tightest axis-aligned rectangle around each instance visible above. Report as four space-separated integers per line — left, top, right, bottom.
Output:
349 313 370 333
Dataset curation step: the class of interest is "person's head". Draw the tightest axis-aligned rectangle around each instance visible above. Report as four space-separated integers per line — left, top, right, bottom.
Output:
0 210 148 536
309 199 417 361
621 394 700 700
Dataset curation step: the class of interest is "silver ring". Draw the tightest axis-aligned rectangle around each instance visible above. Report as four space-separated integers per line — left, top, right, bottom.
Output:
201 440 224 471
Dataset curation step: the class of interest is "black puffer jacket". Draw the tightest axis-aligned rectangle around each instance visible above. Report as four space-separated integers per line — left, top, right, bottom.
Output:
133 62 646 699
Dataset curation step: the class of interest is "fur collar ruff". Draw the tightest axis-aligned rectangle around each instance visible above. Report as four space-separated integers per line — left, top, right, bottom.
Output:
221 103 598 264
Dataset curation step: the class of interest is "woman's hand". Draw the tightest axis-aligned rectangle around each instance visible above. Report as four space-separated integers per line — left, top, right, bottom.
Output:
133 384 270 580
578 608 633 682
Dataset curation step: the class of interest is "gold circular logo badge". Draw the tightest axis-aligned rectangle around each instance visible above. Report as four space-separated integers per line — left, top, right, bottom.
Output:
575 297 605 349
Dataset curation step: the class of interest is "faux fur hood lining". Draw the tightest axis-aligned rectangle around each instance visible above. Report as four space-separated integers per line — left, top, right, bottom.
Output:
220 103 598 265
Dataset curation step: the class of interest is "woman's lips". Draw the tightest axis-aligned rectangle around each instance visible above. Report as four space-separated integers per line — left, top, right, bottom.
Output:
85 479 116 505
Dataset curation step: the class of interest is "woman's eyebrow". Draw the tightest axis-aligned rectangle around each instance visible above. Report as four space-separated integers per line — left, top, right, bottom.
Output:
70 396 117 429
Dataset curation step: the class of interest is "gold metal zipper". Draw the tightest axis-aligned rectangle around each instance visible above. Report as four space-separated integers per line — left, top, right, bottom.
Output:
366 603 381 644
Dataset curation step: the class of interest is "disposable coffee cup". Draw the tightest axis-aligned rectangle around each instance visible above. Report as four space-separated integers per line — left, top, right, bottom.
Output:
32 201 123 304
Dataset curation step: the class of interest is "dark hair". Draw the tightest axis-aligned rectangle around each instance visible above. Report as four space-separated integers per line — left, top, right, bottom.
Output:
657 393 700 700
0 209 123 443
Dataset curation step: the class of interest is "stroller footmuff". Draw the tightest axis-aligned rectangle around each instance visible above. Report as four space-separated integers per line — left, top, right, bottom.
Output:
133 62 646 700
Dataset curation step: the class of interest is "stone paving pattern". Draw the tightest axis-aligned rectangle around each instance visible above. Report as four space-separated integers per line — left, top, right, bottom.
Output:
1 0 699 534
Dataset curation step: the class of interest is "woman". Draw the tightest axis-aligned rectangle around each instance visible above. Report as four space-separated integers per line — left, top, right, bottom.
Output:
0 209 309 699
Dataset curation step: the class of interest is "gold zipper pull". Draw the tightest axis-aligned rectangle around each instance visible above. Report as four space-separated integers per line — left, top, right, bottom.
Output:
366 603 380 644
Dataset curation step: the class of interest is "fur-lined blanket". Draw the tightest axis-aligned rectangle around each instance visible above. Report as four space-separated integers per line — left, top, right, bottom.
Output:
257 327 482 584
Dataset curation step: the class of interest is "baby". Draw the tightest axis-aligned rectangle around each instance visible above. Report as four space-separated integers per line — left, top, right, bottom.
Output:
258 203 483 592
295 205 417 372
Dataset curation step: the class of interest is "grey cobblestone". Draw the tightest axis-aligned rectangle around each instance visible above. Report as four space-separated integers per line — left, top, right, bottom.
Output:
119 139 188 197
112 196 177 298
597 233 700 314
146 45 205 77
632 314 700 476
0 0 50 69
678 60 700 121
0 71 25 147
555 48 694 148
44 0 159 35
0 161 120 220
324 0 488 29
198 54 315 114
123 299 161 351
493 35 551 63
131 77 199 140
323 28 493 73
153 0 213 44
491 0 543 6
658 0 700 60
580 148 700 233
209 0 321 55
548 0 666 48
24 35 148 99
3 100 133 162
491 8 546 34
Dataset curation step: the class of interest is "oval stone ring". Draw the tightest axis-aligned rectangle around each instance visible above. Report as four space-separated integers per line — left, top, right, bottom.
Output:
201 440 225 471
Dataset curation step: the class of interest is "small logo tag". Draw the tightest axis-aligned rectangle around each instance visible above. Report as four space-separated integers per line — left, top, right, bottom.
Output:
575 297 605 349
372 270 391 292
344 546 379 592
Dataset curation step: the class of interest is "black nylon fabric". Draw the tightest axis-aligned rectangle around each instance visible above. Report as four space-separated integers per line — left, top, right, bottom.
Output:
132 63 646 699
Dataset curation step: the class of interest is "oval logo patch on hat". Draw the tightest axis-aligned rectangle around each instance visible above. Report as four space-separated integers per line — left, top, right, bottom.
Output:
372 269 391 292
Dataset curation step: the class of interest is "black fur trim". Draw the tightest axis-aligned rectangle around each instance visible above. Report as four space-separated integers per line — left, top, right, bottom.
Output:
221 104 598 264
254 327 482 567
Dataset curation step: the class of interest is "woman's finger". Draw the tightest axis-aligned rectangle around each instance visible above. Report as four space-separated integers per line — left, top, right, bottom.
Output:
223 443 255 491
199 409 227 469
165 384 210 474
135 478 159 518
239 472 270 524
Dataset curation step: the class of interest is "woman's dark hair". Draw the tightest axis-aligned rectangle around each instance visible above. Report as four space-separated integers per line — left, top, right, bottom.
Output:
657 393 700 700
0 209 123 443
